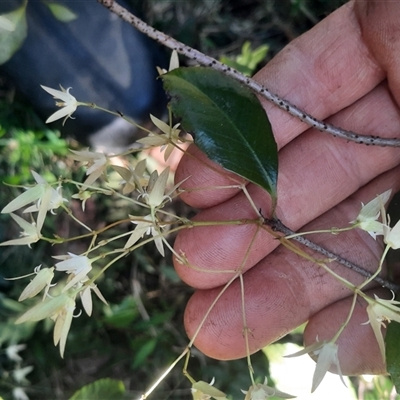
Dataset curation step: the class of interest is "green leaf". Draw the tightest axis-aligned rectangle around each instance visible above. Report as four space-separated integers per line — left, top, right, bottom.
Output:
0 0 28 65
386 320 400 391
68 378 125 400
103 297 139 328
161 67 278 203
45 3 78 23
131 338 157 369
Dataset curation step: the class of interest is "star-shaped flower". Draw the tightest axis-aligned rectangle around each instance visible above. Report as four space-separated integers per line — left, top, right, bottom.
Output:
351 189 391 239
125 215 166 257
112 158 148 195
364 293 400 361
18 266 55 301
242 377 295 399
54 253 92 292
41 85 79 124
1 170 67 235
12 387 29 400
12 365 34 385
191 378 228 400
286 340 345 392
69 149 109 190
137 115 183 161
0 213 41 247
15 293 76 357
156 49 179 75
5 343 26 362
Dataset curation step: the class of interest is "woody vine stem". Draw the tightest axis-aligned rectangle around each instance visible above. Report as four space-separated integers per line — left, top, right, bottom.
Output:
99 0 400 148
97 0 400 292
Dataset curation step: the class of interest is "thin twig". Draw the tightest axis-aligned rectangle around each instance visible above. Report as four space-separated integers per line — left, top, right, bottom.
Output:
265 217 400 292
98 0 400 148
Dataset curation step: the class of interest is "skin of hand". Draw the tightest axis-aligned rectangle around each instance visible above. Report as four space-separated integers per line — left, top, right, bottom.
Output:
172 0 400 376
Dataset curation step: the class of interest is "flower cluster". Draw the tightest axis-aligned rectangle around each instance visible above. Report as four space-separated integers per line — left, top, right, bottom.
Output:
0 83 186 360
14 254 107 357
1 171 66 247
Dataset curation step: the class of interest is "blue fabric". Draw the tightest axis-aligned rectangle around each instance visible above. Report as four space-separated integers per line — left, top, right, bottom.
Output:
0 0 167 137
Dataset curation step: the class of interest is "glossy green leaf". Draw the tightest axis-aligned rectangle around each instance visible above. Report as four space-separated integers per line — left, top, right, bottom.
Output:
0 0 27 65
68 378 125 400
386 320 400 392
161 67 278 202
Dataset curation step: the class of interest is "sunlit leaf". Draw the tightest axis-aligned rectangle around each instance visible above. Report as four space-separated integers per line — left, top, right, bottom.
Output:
45 3 78 23
161 67 278 203
0 0 27 65
68 378 125 400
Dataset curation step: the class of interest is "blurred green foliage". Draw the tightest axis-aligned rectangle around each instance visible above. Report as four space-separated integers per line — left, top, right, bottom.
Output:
220 41 269 76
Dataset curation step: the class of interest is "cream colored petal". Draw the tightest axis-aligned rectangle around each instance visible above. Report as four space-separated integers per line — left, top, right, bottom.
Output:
147 167 169 208
2 185 44 213
80 286 93 316
45 104 77 123
16 293 70 323
169 50 179 71
311 342 339 392
19 267 54 301
150 114 172 135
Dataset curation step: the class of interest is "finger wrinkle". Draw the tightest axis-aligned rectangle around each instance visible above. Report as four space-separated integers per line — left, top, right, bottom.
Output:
255 1 384 149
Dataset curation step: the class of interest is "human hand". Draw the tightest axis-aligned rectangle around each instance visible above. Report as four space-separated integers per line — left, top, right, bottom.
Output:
172 0 400 376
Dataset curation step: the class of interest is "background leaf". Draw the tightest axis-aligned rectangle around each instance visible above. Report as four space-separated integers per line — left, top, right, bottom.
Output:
45 3 78 23
68 378 126 400
0 0 27 65
161 67 278 202
386 320 400 392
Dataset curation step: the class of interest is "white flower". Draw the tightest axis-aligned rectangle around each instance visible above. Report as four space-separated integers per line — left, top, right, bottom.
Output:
364 293 400 360
79 280 108 317
125 215 166 257
16 293 72 324
383 219 400 250
71 190 92 212
54 253 92 292
12 365 34 384
140 167 187 208
0 213 41 247
112 159 148 195
351 189 391 239
5 343 26 362
137 115 183 161
127 168 188 257
15 292 77 358
143 167 171 208
52 297 76 357
156 49 179 75
69 149 108 189
18 266 55 301
286 340 345 392
41 85 78 124
12 387 30 400
241 377 295 399
191 378 228 400
1 170 67 233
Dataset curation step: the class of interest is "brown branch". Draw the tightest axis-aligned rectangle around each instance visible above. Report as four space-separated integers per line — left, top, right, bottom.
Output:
265 217 400 292
98 0 400 148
